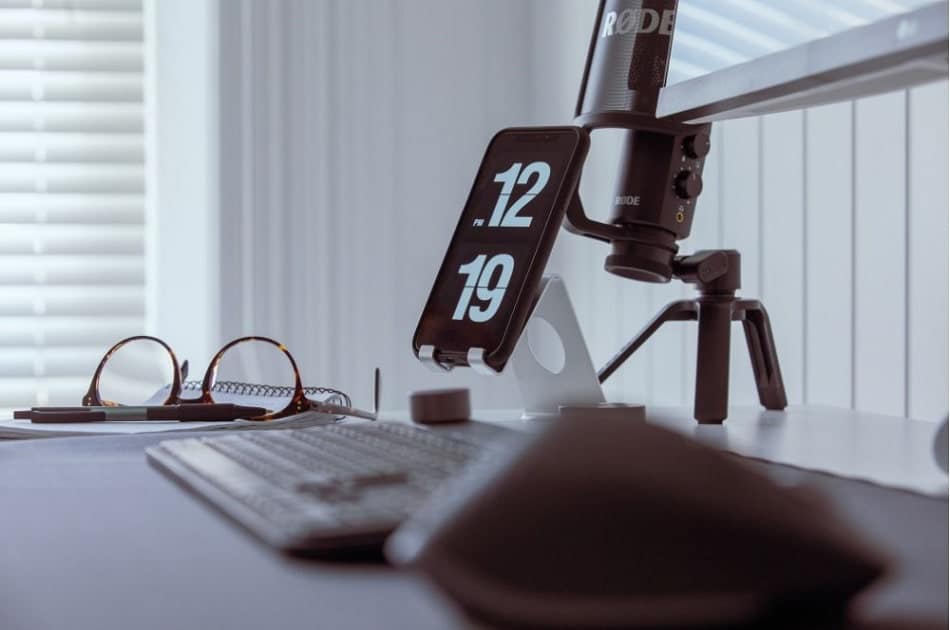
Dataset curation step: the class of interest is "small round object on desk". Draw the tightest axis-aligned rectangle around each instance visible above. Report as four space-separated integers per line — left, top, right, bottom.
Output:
410 388 471 424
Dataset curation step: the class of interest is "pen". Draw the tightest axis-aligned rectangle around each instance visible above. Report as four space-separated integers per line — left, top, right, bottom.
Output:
17 403 269 424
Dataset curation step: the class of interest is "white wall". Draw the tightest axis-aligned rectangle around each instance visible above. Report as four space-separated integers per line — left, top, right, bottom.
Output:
145 0 219 367
213 0 948 420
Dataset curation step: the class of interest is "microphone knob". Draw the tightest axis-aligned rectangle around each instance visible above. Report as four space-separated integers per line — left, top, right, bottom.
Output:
683 132 711 159
674 170 703 199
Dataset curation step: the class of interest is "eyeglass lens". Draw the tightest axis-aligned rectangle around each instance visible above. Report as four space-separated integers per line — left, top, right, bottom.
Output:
207 338 299 413
97 337 177 406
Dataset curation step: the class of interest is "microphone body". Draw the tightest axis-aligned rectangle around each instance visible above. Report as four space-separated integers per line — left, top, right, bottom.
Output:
569 0 712 283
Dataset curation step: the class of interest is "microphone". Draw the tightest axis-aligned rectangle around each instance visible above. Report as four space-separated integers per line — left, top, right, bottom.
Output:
561 0 788 423
566 0 711 283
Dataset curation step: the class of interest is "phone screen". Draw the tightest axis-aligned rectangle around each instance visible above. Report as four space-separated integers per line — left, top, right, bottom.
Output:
414 127 587 369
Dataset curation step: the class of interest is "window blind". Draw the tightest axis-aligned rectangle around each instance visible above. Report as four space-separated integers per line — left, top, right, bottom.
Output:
0 0 144 413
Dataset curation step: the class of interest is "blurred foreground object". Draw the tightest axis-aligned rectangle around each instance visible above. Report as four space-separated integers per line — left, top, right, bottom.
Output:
388 416 886 629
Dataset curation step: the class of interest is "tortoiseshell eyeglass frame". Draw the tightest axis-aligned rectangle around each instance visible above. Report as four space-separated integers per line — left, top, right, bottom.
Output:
82 335 377 421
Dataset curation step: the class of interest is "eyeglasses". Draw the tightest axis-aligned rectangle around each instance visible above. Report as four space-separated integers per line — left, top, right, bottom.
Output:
82 335 378 421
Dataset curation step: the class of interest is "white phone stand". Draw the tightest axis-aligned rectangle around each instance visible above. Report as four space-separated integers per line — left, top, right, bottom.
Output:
510 275 605 419
418 275 606 419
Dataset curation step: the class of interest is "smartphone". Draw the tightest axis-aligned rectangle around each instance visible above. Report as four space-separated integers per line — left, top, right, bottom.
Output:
413 126 590 373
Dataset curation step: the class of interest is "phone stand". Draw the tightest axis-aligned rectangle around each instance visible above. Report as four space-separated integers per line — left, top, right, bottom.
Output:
420 275 606 419
508 275 605 419
598 250 787 424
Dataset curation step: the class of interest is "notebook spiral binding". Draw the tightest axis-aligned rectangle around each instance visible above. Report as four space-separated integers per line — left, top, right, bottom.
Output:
180 380 351 408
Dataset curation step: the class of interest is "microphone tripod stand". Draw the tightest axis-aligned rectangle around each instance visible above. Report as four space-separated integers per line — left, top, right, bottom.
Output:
597 249 787 424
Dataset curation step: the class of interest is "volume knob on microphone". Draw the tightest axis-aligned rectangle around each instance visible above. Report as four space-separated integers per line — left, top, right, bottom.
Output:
674 170 703 199
683 132 711 159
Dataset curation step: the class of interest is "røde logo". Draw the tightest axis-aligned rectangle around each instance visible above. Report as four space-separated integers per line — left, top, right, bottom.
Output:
601 8 676 37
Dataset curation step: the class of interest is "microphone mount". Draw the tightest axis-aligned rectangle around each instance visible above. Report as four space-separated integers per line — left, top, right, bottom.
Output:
597 251 787 423
564 114 711 283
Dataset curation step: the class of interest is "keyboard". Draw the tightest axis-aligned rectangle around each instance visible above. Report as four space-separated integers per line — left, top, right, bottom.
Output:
146 421 510 554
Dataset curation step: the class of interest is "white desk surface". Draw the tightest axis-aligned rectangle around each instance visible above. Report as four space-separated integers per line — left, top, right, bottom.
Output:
0 404 945 630
454 406 948 498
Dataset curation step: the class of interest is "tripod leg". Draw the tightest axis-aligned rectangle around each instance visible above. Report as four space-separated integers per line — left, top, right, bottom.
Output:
738 300 788 410
598 300 697 384
694 299 732 424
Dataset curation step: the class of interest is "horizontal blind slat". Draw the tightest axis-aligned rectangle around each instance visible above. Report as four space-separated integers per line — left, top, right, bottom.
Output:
0 132 143 162
0 192 142 223
0 40 142 72
0 227 142 255
0 163 144 192
0 254 143 284
0 315 141 346
0 286 144 316
0 102 143 131
0 70 142 101
0 376 94 409
0 10 142 42
0 224 143 254
0 1 141 11
0 346 108 377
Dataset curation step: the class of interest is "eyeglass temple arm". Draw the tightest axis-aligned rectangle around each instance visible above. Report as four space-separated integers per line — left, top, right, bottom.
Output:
319 405 376 421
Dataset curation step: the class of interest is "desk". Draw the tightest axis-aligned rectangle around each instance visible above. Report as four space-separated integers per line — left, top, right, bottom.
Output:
0 407 946 630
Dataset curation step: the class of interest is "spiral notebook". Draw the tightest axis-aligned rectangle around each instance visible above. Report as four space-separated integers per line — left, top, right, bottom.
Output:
0 380 348 440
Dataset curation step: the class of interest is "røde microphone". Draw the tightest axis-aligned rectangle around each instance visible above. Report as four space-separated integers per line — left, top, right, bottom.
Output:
559 0 788 424
566 0 711 283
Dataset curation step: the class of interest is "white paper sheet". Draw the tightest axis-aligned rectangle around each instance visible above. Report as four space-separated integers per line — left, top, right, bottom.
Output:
0 410 338 440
